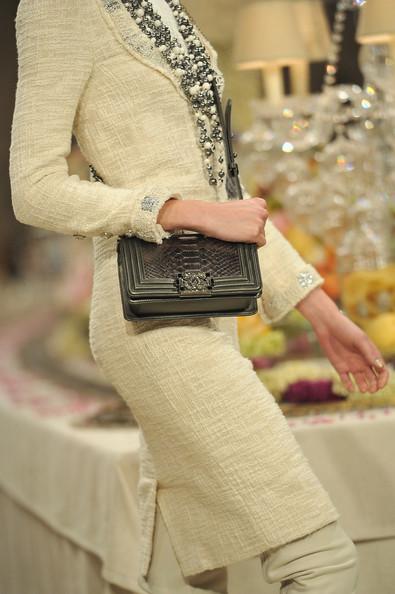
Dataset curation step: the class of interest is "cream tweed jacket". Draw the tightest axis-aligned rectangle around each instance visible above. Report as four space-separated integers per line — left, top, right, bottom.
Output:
10 0 341 585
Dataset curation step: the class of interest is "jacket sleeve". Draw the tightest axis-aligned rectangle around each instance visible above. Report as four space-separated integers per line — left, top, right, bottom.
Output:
240 182 324 323
9 0 183 243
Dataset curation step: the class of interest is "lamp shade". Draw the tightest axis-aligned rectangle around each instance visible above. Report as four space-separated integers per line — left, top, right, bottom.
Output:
293 0 331 61
357 0 395 44
233 1 308 69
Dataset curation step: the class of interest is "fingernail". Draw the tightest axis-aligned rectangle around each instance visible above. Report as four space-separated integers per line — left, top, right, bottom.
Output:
374 358 385 369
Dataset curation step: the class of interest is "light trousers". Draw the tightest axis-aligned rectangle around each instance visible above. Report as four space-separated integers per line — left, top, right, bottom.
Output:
144 505 359 594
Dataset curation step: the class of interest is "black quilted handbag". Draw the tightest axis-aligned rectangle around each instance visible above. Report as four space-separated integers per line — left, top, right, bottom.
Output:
98 80 262 321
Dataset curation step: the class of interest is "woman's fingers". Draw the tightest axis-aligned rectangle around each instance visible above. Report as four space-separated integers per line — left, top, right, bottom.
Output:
362 366 379 393
353 370 370 393
207 196 269 244
256 231 266 247
340 364 389 394
375 365 390 390
348 363 389 393
339 371 354 392
355 335 386 374
339 365 381 393
353 335 390 390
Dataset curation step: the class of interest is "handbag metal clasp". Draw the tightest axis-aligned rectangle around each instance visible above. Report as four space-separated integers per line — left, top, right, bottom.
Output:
176 271 213 297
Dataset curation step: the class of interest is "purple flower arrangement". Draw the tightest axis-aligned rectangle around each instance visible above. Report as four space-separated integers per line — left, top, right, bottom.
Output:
282 379 344 404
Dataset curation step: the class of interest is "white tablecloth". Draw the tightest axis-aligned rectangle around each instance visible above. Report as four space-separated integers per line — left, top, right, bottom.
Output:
1 312 395 594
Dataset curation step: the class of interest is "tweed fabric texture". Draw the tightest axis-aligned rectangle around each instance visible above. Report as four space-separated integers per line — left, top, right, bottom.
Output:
10 0 340 582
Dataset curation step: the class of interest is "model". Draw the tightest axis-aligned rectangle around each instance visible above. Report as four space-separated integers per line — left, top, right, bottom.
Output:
10 0 389 592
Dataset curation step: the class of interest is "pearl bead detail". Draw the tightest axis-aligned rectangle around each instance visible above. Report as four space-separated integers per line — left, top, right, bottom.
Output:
117 0 225 188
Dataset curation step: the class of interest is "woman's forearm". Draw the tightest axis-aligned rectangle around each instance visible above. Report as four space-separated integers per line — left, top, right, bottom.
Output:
296 286 342 333
158 196 268 246
157 198 208 233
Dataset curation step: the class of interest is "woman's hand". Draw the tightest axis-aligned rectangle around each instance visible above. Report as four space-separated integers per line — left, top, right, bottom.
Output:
296 287 389 393
157 197 269 247
199 197 269 247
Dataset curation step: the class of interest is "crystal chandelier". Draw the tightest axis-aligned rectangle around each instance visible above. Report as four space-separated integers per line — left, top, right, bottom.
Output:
237 0 394 276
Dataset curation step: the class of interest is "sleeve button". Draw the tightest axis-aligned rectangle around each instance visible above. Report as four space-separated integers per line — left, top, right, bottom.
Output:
297 271 315 288
141 195 160 212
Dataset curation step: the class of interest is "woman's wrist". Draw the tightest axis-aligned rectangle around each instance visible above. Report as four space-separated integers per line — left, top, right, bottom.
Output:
157 198 212 233
296 286 342 334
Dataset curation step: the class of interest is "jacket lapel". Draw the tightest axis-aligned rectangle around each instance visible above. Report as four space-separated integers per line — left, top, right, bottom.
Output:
95 0 224 102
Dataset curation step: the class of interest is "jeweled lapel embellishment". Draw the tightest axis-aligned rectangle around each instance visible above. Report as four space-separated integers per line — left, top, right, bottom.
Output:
114 0 226 187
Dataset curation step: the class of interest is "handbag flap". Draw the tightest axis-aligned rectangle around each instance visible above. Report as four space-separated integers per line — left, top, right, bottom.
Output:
117 233 262 300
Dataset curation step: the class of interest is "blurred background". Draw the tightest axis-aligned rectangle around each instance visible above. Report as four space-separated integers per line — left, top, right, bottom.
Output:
1 2 395 594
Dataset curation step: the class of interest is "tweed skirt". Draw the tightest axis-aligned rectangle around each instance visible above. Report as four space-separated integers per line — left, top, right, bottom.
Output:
88 236 341 580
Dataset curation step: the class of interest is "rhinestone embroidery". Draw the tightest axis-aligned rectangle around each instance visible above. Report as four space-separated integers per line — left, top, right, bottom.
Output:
141 195 160 212
117 0 226 187
104 0 121 12
297 271 315 288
